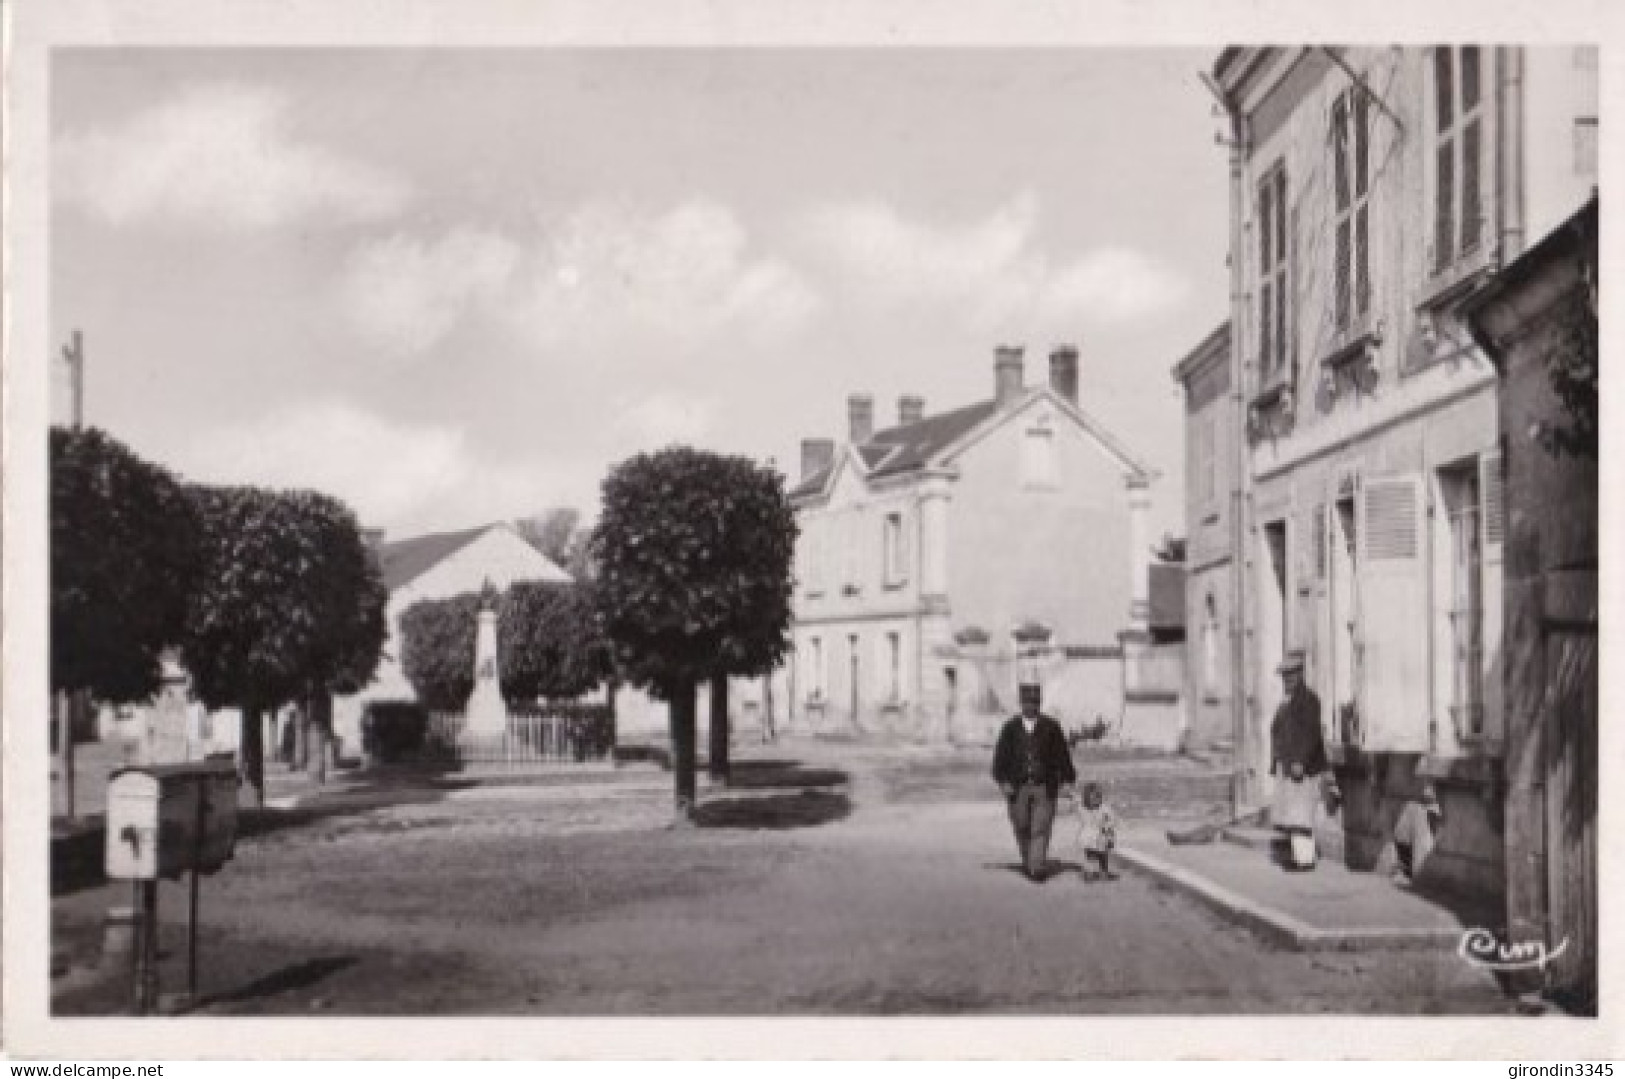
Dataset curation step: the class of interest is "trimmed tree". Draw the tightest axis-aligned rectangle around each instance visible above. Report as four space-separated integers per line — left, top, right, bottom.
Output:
299 507 388 782
498 580 614 703
50 426 198 816
592 447 797 818
181 485 385 806
400 591 484 712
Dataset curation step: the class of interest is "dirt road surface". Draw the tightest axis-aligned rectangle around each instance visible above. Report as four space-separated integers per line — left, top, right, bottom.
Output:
52 742 1512 1016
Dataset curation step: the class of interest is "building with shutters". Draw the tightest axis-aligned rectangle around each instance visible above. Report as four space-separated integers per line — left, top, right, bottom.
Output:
784 344 1157 743
1208 46 1596 895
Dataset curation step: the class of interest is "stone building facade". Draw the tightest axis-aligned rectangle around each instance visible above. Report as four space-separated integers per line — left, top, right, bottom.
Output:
1209 46 1597 894
785 345 1156 741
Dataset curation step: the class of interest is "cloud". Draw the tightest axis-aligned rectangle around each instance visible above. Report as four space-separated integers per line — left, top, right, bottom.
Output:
176 402 581 533
54 83 410 230
338 229 521 356
609 393 717 453
337 200 819 359
795 195 1188 331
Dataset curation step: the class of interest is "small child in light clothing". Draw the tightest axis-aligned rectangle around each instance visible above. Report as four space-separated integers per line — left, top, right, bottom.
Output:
1073 781 1118 881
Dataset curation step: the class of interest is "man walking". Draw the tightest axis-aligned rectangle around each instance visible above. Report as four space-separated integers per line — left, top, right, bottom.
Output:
992 681 1077 882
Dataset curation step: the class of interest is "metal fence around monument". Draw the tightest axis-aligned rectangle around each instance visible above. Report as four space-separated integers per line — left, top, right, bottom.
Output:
424 707 615 767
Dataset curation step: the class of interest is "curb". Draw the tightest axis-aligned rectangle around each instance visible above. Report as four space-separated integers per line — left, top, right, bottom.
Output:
1116 844 1464 953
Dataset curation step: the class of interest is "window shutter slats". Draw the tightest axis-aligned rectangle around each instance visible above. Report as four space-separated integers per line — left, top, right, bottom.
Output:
1315 503 1328 580
1365 478 1420 561
1480 451 1505 545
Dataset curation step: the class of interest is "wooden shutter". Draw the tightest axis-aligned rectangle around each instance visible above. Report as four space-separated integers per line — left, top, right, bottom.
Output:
1480 451 1505 742
1359 476 1429 751
1314 502 1329 580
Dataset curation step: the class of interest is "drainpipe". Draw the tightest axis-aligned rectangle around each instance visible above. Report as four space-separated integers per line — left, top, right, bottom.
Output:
1498 47 1527 264
1201 68 1255 816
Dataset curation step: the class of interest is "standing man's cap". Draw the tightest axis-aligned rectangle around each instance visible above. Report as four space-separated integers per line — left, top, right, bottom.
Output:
1018 682 1041 698
1276 649 1306 674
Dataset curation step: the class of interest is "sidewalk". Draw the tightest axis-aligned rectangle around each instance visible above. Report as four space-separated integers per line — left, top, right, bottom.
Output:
1117 821 1493 952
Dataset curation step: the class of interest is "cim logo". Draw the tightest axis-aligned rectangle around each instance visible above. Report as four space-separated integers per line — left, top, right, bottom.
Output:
1458 927 1570 972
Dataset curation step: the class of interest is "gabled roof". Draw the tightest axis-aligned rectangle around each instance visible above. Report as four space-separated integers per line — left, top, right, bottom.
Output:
866 400 1000 479
789 389 1156 503
787 400 998 501
377 523 557 593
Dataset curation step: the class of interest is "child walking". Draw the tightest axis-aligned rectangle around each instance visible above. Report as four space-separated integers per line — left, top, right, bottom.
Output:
1073 781 1118 881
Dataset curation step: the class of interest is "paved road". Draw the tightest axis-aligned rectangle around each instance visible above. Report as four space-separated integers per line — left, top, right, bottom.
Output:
52 744 1511 1015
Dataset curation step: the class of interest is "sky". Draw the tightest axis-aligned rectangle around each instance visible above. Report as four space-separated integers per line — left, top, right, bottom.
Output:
50 48 1231 542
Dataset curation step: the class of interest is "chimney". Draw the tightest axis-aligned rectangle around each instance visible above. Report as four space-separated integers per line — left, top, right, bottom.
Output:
1049 344 1079 406
994 345 1025 409
800 437 835 482
361 527 386 550
898 395 925 426
847 393 874 444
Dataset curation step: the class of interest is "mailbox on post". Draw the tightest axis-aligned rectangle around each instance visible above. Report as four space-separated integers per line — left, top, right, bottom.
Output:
106 759 238 880
103 758 239 1014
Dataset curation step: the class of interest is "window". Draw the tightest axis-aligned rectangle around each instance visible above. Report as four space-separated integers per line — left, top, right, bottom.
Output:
807 636 825 700
1574 118 1598 178
1256 164 1290 380
883 512 908 586
805 520 825 595
886 632 902 702
1439 462 1485 739
1021 417 1059 490
1331 85 1373 331
1430 46 1488 276
840 511 862 594
1201 594 1221 698
1202 414 1218 505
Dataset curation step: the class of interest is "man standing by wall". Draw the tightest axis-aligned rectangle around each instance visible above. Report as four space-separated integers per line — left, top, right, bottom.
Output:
1269 650 1329 870
992 682 1077 882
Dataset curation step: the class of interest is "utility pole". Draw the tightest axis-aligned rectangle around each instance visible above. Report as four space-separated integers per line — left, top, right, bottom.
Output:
58 331 86 820
64 330 85 429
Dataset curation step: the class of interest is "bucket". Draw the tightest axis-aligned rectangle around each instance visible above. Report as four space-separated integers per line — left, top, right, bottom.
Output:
1288 830 1318 870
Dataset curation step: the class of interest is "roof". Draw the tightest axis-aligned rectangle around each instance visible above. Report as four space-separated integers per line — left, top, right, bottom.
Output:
376 523 546 592
789 387 1159 502
867 400 1000 479
1170 320 1231 384
787 399 998 500
1462 193 1597 360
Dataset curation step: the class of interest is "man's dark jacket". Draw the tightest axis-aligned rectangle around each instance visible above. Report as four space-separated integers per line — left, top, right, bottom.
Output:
1270 686 1327 776
991 713 1077 800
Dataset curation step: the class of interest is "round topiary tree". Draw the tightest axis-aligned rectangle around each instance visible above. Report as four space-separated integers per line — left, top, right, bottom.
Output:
51 426 199 816
181 485 385 806
399 591 485 713
591 447 797 820
498 580 614 704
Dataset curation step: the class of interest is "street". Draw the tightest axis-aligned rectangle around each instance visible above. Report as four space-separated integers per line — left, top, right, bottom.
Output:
52 743 1511 1016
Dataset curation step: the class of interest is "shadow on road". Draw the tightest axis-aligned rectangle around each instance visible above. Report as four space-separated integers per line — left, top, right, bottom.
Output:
724 760 850 791
202 955 358 1008
983 859 1087 881
693 790 851 830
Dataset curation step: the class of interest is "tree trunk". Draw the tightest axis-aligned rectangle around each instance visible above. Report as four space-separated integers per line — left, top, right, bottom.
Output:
310 691 332 785
669 681 697 823
294 700 311 771
56 692 76 820
241 707 266 808
708 677 731 786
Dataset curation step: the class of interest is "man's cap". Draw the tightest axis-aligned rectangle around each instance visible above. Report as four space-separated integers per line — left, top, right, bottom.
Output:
1018 682 1041 697
1277 649 1306 674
